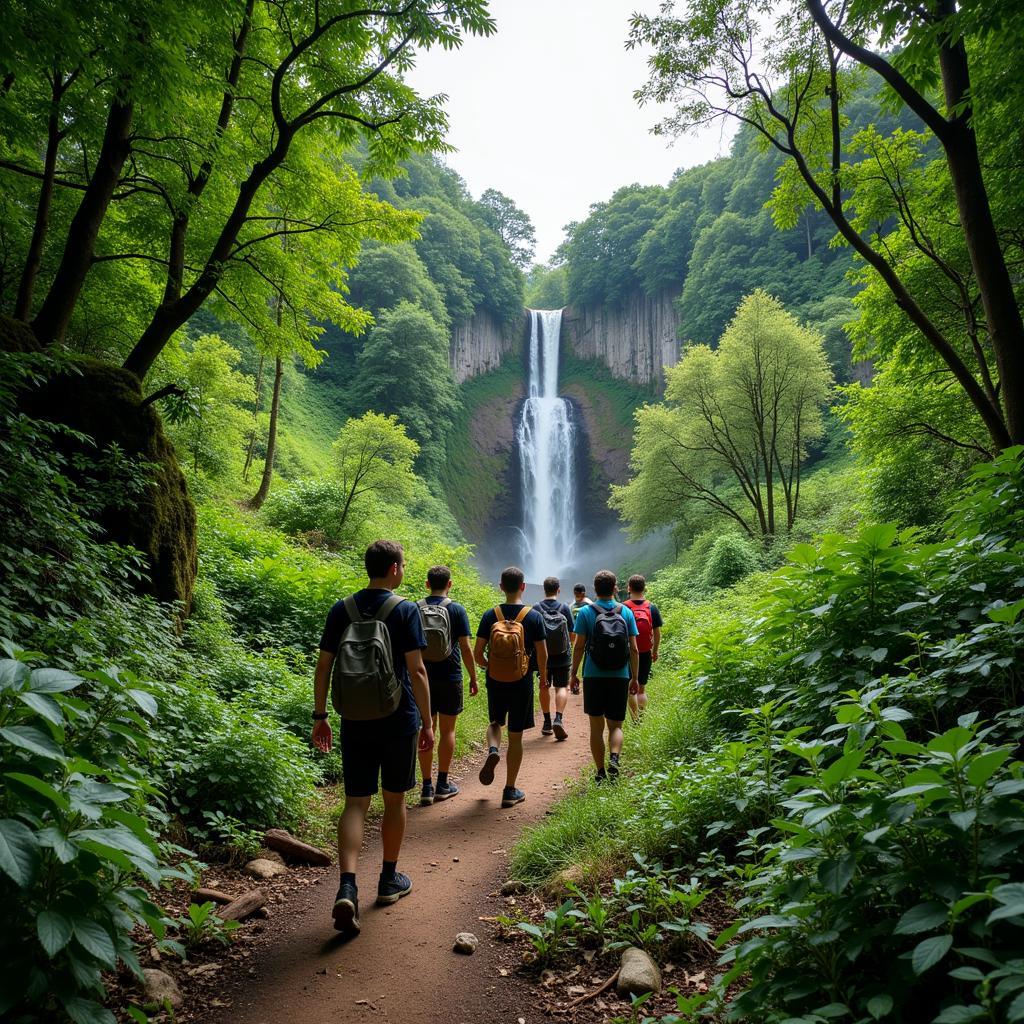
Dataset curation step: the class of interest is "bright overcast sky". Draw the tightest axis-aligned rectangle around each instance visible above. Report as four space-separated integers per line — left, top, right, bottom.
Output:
407 0 736 264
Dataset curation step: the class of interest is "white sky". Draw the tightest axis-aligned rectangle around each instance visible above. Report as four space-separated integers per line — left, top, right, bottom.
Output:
407 0 736 264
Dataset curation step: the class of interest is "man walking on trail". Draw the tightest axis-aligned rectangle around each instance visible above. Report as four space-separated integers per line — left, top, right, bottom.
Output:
536 576 575 740
570 570 639 783
418 565 478 805
311 540 433 937
570 583 592 622
624 574 662 722
474 566 548 808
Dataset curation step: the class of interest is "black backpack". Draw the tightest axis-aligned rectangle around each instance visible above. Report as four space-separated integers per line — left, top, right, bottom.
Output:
588 603 629 671
539 602 570 659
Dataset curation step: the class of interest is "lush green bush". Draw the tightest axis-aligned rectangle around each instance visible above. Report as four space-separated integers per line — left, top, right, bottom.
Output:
701 534 760 590
263 478 348 540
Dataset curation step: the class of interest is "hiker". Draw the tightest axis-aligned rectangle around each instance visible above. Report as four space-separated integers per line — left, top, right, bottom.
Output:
570 583 592 622
473 566 548 808
311 540 433 937
570 569 639 782
417 565 478 805
536 576 575 740
624 573 662 721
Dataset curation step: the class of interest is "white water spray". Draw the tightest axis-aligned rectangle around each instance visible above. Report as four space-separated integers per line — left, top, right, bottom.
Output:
516 309 578 579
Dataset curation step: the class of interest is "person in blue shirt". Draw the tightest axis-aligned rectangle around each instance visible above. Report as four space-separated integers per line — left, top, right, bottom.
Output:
570 569 639 782
418 564 478 806
311 540 433 937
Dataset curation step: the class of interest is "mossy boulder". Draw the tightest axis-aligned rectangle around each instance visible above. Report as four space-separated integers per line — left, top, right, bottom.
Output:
16 352 197 609
0 315 44 353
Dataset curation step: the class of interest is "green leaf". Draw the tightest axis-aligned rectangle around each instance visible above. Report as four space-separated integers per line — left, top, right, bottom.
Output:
1007 991 1024 1023
60 995 116 1024
36 826 77 863
933 1006 985 1023
818 853 856 895
72 918 117 967
867 993 892 1019
821 751 864 788
0 658 30 691
737 914 798 934
37 910 73 956
949 809 977 831
912 934 953 974
127 689 158 717
965 748 1012 787
896 902 947 935
29 668 81 693
986 902 1024 924
4 772 69 812
16 691 64 725
0 818 39 886
804 804 842 826
0 725 64 761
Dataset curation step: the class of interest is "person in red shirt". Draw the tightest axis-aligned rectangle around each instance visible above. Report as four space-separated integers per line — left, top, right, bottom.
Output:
623 574 662 721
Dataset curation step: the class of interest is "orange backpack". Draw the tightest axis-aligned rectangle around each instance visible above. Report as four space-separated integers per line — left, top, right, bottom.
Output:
487 605 532 682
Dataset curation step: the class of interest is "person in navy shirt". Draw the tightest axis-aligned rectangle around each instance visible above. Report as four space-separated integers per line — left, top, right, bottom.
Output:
311 540 432 937
571 569 639 782
417 564 478 806
536 576 576 740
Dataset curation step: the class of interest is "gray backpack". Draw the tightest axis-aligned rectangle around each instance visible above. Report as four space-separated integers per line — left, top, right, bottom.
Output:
417 597 453 663
330 594 404 720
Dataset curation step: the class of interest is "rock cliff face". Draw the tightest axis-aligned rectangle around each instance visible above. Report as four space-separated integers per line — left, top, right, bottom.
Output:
449 310 527 383
562 289 681 391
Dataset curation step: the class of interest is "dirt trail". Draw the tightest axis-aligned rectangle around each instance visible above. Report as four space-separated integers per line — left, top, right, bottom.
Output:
209 693 594 1024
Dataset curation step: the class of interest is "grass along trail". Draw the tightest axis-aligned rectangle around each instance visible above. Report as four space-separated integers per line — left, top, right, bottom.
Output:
202 692 594 1024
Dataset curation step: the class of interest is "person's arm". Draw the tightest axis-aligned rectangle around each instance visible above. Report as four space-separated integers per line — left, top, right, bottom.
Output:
571 633 586 690
628 636 640 694
459 636 479 695
652 627 662 662
405 649 434 751
534 637 548 681
474 636 488 671
311 649 334 752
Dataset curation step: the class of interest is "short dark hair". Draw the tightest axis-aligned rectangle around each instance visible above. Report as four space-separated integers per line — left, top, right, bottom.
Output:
573 583 586 595
628 574 646 593
593 569 618 599
500 566 525 594
365 539 404 579
543 576 560 596
427 565 452 590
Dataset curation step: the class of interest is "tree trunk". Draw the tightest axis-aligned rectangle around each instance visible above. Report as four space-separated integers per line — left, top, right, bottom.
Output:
242 353 265 482
246 355 282 511
31 98 134 344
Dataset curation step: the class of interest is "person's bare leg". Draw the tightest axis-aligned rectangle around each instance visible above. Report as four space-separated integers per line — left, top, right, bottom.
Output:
487 722 502 750
637 686 649 714
380 789 407 864
417 713 438 783
539 684 551 715
337 795 372 874
554 687 569 714
437 713 458 774
505 730 524 788
588 715 606 775
480 722 502 785
628 690 641 723
607 719 625 757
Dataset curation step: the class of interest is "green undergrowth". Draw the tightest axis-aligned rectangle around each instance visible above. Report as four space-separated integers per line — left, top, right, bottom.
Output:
274 366 350 479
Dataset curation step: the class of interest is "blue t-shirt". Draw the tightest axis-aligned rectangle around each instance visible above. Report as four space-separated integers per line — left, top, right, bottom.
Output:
476 603 547 685
572 600 639 679
422 595 472 684
319 588 427 737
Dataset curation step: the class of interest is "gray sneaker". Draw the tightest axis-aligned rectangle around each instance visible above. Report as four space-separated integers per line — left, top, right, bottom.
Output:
501 787 526 808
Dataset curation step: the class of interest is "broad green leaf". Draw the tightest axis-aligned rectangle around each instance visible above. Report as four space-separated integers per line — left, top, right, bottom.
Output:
895 902 947 935
949 809 977 831
912 934 953 974
36 826 77 863
37 910 73 956
0 725 64 761
804 804 842 826
4 772 69 812
1007 991 1024 1023
818 853 856 895
29 668 81 693
16 691 64 726
0 659 29 690
867 993 892 1019
965 748 1012 787
737 914 798 934
0 818 39 886
821 751 864 788
986 902 1024 924
933 1006 985 1023
60 995 116 1024
72 919 117 967
127 689 158 717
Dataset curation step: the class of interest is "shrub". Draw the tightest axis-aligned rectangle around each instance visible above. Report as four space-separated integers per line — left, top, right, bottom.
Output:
701 533 760 590
263 478 347 540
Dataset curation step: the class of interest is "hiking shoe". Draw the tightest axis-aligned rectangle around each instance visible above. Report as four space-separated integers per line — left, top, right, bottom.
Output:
479 749 500 786
434 780 460 801
420 781 435 806
332 882 360 935
376 871 413 906
552 719 568 741
609 758 620 781
541 720 554 736
501 787 526 808
595 770 607 785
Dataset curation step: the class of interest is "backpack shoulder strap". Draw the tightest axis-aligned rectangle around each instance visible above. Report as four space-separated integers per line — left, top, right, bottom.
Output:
493 605 505 622
416 598 428 611
440 597 452 608
343 595 362 623
374 593 405 623
514 605 531 624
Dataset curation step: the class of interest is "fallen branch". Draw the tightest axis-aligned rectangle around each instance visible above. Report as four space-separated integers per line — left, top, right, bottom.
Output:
565 969 619 1010
216 888 267 922
264 828 332 866
191 888 234 905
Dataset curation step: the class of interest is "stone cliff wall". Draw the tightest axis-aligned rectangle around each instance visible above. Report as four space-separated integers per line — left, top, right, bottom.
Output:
449 309 527 383
561 288 681 391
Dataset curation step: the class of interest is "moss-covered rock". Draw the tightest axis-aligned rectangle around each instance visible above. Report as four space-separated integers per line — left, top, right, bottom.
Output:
17 355 197 610
0 315 44 353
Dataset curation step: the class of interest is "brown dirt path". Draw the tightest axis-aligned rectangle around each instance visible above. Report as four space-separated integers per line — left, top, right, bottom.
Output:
207 692 594 1024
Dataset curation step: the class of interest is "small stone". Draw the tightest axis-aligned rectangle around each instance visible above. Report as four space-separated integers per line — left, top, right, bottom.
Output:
453 857 460 863
256 848 286 865
500 879 527 896
243 858 288 880
254 906 270 919
617 946 662 997
142 969 183 1010
316 967 328 975
453 932 479 954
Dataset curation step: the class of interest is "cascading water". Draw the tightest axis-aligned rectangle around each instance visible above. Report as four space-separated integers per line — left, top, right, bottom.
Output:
516 309 577 579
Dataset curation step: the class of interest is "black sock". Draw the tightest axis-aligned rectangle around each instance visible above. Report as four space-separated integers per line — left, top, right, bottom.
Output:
381 860 397 879
543 712 551 722
554 712 562 722
340 871 356 888
596 769 607 778
437 771 448 787
489 745 499 754
422 775 432 787
610 752 620 763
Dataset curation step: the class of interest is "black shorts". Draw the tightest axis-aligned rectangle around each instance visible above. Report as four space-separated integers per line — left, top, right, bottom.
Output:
638 652 653 686
340 728 418 797
429 676 464 717
544 665 570 688
583 676 629 723
486 676 534 732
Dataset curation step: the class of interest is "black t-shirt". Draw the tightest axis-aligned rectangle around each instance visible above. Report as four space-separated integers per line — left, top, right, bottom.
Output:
319 588 427 737
476 603 546 684
534 598 575 669
422 595 472 685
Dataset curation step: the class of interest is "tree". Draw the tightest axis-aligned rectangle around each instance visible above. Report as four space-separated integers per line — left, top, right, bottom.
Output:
524 264 568 309
630 0 1024 448
351 301 459 481
347 240 450 328
478 188 536 268
611 291 833 539
333 411 419 537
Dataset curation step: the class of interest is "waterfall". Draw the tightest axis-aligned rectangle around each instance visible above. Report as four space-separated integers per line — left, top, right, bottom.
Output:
516 309 577 580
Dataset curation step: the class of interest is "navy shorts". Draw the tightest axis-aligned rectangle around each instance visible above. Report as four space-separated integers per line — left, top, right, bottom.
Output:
583 676 629 723
486 676 534 732
340 728 417 797
543 665 570 688
429 676 464 717
638 652 653 686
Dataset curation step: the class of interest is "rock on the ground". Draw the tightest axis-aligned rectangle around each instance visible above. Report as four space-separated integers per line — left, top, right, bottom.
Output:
617 947 662 997
501 879 528 896
143 968 183 1009
453 932 479 954
545 863 585 896
256 848 286 865
217 888 268 922
244 858 288 880
264 828 333 866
